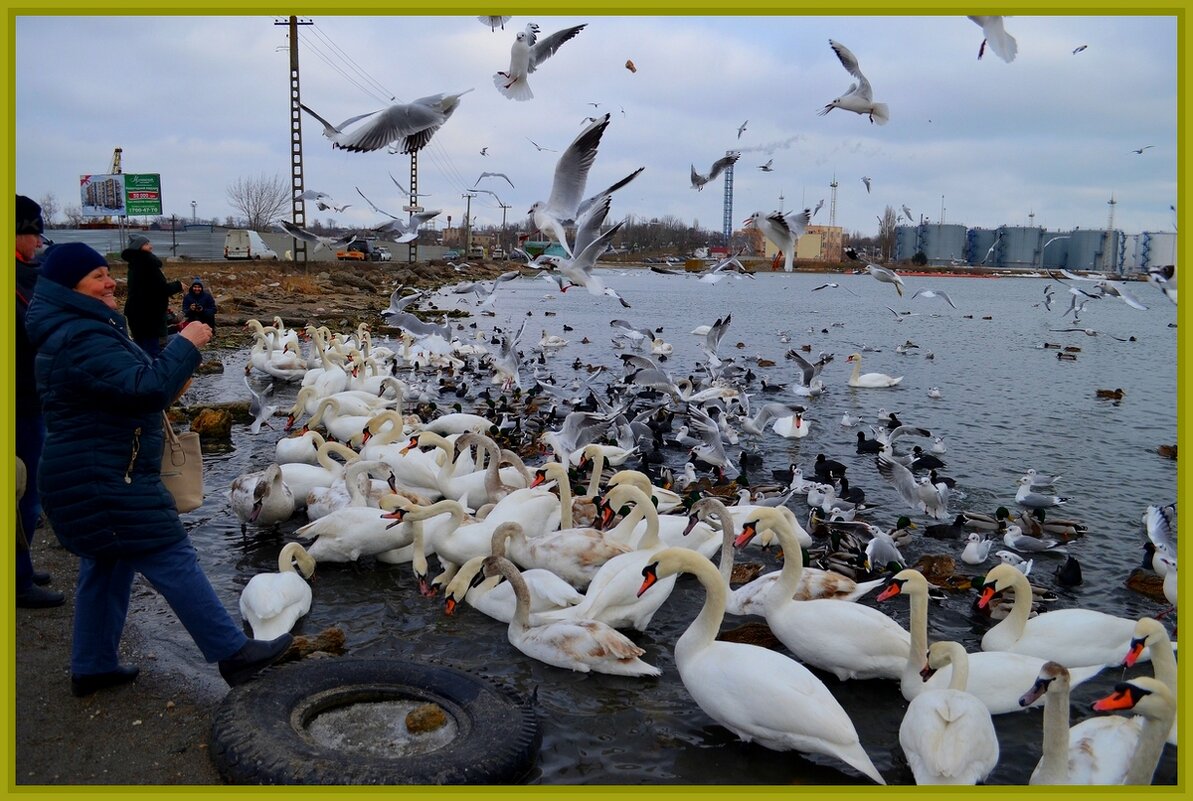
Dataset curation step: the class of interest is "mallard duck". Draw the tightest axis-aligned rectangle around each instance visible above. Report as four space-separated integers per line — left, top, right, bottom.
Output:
1057 352 1078 361
1095 387 1125 400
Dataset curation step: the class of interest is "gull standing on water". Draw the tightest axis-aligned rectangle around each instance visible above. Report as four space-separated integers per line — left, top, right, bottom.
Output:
494 22 587 101
819 40 889 124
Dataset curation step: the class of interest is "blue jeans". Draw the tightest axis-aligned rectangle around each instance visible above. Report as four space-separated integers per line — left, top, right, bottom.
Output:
133 336 161 358
15 415 45 592
71 539 247 676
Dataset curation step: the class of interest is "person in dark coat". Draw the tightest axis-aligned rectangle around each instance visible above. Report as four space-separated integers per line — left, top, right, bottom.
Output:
14 194 63 608
25 243 292 697
122 233 181 357
181 276 217 331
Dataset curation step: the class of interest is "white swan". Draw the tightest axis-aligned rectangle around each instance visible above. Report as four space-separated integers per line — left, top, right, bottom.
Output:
1021 665 1174 784
738 507 910 681
977 563 1171 667
535 484 679 631
604 468 683 514
482 555 660 677
695 498 882 616
296 494 413 563
845 352 903 388
278 440 358 509
876 568 1104 714
771 411 810 438
1123 617 1177 745
637 547 885 784
495 519 630 591
302 397 378 447
229 463 296 529
899 640 999 785
304 459 398 521
238 542 315 640
442 553 584 624
530 460 596 529
274 429 327 466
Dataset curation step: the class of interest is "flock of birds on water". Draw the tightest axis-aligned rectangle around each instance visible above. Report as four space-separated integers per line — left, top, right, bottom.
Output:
219 241 1176 785
211 14 1179 787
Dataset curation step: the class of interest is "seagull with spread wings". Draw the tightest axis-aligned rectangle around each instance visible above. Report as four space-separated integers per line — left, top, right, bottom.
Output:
743 208 811 273
819 40 889 124
691 152 741 190
474 171 515 189
301 91 472 154
276 220 355 253
494 22 587 101
911 288 958 309
968 16 1018 62
527 113 611 256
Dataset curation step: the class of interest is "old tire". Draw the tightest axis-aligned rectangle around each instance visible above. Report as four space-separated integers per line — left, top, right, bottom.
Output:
209 658 540 785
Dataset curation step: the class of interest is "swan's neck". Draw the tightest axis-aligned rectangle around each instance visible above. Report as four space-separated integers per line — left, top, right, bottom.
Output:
1037 683 1072 783
607 501 649 546
905 586 930 685
1124 708 1174 784
998 572 1033 640
1149 632 1177 694
502 562 532 630
555 465 574 527
676 556 728 659
713 507 735 587
946 650 969 691
765 518 803 611
585 451 605 498
849 358 862 384
410 520 428 579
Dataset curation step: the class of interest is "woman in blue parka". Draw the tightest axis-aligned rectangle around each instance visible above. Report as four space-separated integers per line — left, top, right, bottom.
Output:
24 243 291 697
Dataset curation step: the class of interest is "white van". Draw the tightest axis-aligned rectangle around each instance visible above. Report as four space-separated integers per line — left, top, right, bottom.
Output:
224 230 279 260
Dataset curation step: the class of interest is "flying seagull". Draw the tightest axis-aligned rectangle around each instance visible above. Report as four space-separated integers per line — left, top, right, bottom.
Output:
736 119 749 139
758 159 774 172
1131 145 1155 154
911 288 958 309
475 171 515 189
691 152 741 191
819 40 889 124
494 22 587 101
743 208 811 273
527 138 556 152
301 91 473 154
862 176 872 193
868 263 906 297
1072 44 1088 54
527 113 612 255
968 16 1018 62
479 16 512 31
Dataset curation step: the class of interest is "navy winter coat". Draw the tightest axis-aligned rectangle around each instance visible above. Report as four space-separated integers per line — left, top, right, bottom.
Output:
15 256 41 418
24 278 201 558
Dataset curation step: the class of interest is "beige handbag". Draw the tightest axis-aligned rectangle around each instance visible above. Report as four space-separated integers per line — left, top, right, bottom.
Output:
161 412 204 512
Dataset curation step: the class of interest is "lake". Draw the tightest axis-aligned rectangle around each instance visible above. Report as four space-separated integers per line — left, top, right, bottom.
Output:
174 267 1178 785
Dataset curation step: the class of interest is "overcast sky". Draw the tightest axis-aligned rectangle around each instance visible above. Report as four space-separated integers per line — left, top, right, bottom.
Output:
14 15 1178 237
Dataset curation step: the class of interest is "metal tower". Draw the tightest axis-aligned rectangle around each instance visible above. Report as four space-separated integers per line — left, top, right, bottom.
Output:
828 175 839 227
721 150 735 244
1101 194 1117 272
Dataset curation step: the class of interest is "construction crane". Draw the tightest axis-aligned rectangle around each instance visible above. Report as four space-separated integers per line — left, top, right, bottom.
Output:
110 147 123 174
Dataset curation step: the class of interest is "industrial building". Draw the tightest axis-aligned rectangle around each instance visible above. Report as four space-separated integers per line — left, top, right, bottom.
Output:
894 222 1175 275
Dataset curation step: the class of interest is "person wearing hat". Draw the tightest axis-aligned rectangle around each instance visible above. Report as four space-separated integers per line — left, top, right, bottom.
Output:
122 233 182 357
14 194 63 608
181 275 217 332
24 242 292 696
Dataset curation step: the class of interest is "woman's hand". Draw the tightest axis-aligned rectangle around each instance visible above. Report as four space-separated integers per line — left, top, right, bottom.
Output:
179 322 212 349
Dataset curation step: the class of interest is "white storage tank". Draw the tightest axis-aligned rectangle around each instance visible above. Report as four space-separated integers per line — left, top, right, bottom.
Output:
1137 231 1177 272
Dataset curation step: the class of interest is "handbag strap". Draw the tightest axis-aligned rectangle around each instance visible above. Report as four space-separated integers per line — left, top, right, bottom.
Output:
162 411 183 449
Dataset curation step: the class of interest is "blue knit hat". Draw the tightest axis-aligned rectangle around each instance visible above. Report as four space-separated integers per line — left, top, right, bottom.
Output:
39 242 108 288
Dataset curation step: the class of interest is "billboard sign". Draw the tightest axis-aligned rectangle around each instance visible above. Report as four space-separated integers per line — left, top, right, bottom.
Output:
80 173 125 217
79 172 163 217
124 173 162 216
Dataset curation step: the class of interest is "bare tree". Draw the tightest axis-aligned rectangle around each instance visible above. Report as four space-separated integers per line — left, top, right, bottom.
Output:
225 173 290 231
63 205 84 227
878 205 898 261
37 193 59 227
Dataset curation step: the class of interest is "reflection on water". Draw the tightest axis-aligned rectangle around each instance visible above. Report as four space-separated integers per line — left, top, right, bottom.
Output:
179 270 1176 785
